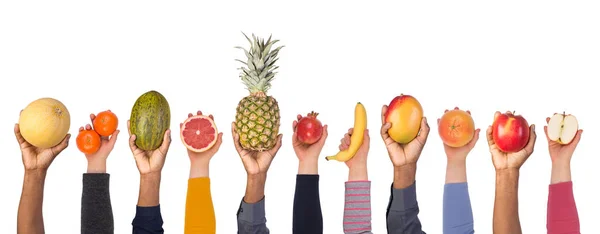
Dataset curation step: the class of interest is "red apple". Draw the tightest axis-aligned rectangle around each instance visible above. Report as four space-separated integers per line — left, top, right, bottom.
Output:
492 111 530 153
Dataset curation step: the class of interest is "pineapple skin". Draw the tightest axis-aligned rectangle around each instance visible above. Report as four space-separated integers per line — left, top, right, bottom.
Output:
235 94 280 151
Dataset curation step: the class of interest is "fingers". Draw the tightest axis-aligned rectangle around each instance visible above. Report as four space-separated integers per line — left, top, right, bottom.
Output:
14 124 26 144
380 122 392 140
381 105 388 124
128 134 138 152
292 120 298 131
543 126 551 141
297 114 302 121
416 117 430 143
127 120 132 136
454 107 459 110
197 110 203 116
157 129 172 156
570 129 583 146
51 133 71 155
467 129 481 148
188 113 193 118
523 125 537 156
85 124 92 130
348 128 354 135
363 129 371 145
267 134 284 158
444 109 448 113
90 113 96 122
231 122 244 154
317 125 328 145
209 114 213 120
107 130 120 148
341 133 351 147
437 118 440 125
486 126 495 147
211 132 224 152
546 117 550 124
493 111 501 121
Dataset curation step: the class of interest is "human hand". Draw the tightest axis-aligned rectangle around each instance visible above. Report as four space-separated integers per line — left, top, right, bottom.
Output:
438 108 480 162
181 111 223 178
380 105 430 167
231 122 283 176
15 123 71 172
338 128 370 169
487 111 537 171
127 120 172 175
543 116 582 165
292 114 328 174
79 114 120 173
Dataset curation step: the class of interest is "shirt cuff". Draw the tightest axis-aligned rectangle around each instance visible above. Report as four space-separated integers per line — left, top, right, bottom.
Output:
346 180 371 189
444 182 468 190
135 205 162 217
237 197 266 225
82 173 110 188
389 181 418 212
550 181 573 191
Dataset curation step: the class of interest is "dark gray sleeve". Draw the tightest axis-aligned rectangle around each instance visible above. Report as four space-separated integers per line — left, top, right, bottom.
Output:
237 197 269 234
81 173 114 234
386 182 426 234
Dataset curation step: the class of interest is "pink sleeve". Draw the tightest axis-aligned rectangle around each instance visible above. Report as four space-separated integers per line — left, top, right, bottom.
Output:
547 181 580 234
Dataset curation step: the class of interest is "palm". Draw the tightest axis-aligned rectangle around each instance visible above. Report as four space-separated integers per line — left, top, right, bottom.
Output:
80 116 120 161
181 112 224 162
14 124 70 170
436 109 481 159
127 120 172 175
231 122 283 175
380 105 430 167
543 118 582 163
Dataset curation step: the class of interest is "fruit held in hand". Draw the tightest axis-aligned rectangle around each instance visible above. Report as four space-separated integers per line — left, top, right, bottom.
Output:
19 98 71 148
295 111 323 144
547 112 578 145
180 115 218 152
130 90 171 151
438 109 475 147
234 33 282 151
326 102 367 162
492 111 530 153
76 129 101 154
93 110 118 137
384 94 423 144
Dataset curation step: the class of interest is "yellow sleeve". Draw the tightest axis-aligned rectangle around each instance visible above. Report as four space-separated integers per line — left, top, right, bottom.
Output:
184 177 216 234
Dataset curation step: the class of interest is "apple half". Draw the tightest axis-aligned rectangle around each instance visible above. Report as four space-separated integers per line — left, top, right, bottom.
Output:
547 112 578 145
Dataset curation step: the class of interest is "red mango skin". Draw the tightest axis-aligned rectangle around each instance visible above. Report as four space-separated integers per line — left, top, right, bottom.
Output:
384 95 423 144
492 113 530 153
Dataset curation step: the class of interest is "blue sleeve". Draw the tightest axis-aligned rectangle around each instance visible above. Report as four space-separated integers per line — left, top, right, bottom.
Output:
237 198 269 234
386 182 426 234
443 183 474 234
132 205 164 234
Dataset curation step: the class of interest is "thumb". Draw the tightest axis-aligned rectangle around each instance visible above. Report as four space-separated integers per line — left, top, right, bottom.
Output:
416 117 430 143
158 129 172 156
267 134 284 158
107 130 120 149
317 125 328 145
51 134 71 156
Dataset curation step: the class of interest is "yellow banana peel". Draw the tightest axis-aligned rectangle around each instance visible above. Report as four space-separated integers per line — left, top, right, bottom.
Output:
325 102 367 162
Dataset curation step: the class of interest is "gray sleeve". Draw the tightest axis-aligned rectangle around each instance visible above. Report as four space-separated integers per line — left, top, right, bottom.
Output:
386 182 426 234
81 173 114 234
237 197 269 234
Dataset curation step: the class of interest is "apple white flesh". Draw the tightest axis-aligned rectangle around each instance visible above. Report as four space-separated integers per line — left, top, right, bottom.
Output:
547 114 578 145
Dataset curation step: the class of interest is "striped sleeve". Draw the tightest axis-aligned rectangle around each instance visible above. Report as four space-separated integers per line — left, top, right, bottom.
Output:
343 181 373 234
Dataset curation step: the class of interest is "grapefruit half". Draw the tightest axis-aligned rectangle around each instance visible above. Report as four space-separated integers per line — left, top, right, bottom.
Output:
180 115 218 152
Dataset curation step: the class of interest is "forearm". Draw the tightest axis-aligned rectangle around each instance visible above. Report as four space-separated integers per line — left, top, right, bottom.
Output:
443 183 474 234
237 173 269 234
551 162 571 184
547 181 580 234
445 159 467 184
344 181 372 234
493 169 521 234
185 177 216 234
17 170 47 234
138 172 161 207
386 181 425 233
87 158 107 173
81 173 114 234
244 173 266 203
293 175 323 234
393 163 416 189
298 158 318 175
190 158 210 178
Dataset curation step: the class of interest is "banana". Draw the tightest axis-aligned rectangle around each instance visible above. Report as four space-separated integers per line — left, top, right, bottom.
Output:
325 102 367 162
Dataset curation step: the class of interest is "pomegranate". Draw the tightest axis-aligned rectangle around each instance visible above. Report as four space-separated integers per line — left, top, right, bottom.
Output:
295 111 323 144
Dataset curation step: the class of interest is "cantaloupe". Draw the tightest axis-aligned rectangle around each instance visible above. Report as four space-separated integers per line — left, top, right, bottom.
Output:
19 98 71 148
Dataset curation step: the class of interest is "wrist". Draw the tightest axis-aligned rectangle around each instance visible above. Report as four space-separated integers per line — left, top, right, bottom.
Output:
348 164 368 181
24 169 47 179
298 159 318 175
87 159 107 173
244 173 266 204
550 163 572 184
445 160 467 184
447 158 467 167
141 171 161 183
393 163 417 189
190 159 210 178
495 168 519 183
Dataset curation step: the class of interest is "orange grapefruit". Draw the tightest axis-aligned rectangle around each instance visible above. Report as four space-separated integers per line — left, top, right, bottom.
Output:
180 115 218 152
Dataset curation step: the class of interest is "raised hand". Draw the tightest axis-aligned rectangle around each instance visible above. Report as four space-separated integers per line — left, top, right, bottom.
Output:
127 120 172 175
15 123 70 171
231 122 283 175
380 105 431 167
339 128 370 169
182 111 224 162
80 114 120 173
292 114 328 162
438 108 480 160
543 116 583 164
486 111 537 170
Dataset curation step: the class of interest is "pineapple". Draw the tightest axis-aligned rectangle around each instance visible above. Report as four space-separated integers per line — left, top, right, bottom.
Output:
234 33 283 151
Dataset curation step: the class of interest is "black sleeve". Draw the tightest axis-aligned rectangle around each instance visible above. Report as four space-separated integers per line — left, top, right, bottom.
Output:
292 174 323 234
81 173 114 234
132 205 164 234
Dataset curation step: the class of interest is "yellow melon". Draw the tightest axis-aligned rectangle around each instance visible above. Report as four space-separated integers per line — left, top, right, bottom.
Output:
19 98 71 148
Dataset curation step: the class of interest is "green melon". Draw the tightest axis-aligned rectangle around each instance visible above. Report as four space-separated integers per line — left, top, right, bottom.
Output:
130 90 171 151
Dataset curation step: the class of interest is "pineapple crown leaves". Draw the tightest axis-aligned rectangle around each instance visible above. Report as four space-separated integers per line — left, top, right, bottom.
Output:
235 32 284 94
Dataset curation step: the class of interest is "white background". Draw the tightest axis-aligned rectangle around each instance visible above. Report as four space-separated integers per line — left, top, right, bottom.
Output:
1 1 599 233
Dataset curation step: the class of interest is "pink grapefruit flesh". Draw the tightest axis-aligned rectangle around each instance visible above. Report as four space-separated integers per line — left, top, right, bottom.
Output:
180 115 218 152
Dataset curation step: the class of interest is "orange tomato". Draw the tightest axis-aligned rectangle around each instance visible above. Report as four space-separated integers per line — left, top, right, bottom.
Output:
76 129 101 154
93 110 118 137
